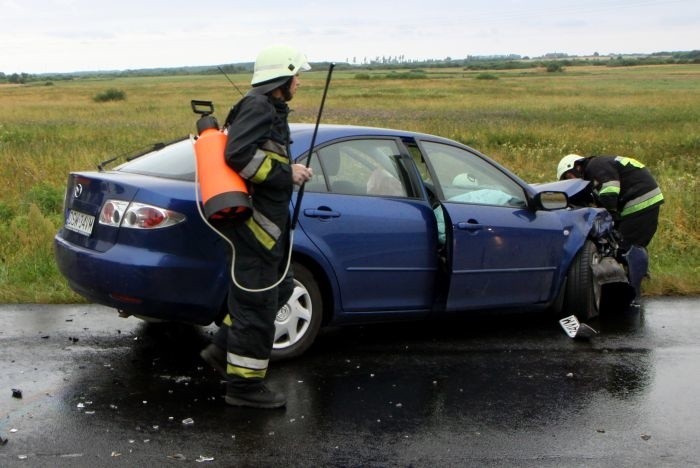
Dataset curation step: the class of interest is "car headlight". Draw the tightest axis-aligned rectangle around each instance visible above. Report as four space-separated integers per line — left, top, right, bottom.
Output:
99 200 185 229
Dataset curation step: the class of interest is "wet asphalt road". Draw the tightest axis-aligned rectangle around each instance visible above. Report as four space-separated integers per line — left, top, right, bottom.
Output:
1 298 699 467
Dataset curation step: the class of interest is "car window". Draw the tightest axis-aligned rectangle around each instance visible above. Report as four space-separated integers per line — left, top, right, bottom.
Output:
297 150 328 192
305 139 409 197
117 139 195 181
421 141 526 208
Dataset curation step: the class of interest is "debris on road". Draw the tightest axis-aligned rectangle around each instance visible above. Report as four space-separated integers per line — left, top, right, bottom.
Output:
12 388 22 398
559 315 598 339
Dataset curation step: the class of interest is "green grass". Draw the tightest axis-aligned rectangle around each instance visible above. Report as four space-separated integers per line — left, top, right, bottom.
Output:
0 64 698 302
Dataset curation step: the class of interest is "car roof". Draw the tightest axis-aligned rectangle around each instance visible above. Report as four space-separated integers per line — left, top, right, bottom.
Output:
289 123 455 157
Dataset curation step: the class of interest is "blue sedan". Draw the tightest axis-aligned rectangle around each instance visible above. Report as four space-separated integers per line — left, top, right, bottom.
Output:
54 123 629 359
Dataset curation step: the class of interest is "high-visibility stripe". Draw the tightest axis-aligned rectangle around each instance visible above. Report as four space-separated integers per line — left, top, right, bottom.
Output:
227 352 269 370
227 364 267 379
244 209 281 250
621 190 664 217
261 140 287 157
240 149 289 184
598 180 621 196
245 217 275 250
615 156 645 168
250 157 273 184
266 152 288 164
239 149 267 180
223 314 233 326
252 210 282 240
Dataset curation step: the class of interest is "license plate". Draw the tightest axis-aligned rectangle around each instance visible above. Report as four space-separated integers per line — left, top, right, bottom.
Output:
559 315 581 338
65 210 95 236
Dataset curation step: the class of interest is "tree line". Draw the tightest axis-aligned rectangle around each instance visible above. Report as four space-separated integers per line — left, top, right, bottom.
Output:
2 50 698 84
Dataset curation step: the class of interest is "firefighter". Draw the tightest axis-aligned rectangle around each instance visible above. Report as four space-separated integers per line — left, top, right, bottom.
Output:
557 154 664 303
200 44 313 408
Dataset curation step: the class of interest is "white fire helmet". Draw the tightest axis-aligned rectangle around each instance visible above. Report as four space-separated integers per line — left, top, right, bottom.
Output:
251 44 311 92
557 154 584 180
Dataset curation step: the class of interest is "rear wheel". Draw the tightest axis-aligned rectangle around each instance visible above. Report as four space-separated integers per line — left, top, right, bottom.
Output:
271 263 323 361
562 240 601 322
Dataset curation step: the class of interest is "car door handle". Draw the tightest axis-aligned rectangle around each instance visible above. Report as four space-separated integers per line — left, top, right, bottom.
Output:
304 208 341 219
457 220 484 232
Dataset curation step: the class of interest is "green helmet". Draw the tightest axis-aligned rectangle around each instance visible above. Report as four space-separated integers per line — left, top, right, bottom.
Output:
251 44 310 92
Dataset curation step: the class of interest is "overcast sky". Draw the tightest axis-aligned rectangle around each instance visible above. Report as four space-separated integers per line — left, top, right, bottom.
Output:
1 0 698 74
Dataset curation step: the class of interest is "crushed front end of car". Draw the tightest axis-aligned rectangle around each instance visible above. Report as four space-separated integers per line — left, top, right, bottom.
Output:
534 179 635 318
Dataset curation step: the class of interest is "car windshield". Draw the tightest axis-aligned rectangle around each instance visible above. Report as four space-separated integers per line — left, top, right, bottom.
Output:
116 138 195 181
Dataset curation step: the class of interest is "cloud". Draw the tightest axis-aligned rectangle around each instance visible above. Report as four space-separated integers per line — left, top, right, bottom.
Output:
1 0 698 73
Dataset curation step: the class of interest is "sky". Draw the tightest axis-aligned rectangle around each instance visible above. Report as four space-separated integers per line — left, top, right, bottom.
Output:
1 0 698 74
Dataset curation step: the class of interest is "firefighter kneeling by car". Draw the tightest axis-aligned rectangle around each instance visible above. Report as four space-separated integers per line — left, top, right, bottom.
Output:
200 44 313 409
557 154 664 306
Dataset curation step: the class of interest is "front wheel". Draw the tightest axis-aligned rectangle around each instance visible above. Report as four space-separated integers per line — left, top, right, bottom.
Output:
271 263 323 361
562 240 601 322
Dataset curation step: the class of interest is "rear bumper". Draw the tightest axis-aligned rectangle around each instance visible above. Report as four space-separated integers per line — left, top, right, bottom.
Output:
54 234 227 325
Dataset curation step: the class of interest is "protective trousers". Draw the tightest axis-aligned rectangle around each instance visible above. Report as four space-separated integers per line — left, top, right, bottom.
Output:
212 220 294 390
618 205 660 249
624 245 649 301
618 206 658 301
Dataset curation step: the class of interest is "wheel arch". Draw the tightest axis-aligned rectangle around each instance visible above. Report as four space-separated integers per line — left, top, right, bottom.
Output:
291 251 337 327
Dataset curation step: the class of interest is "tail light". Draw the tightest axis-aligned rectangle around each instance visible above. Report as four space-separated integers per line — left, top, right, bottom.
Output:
99 200 185 229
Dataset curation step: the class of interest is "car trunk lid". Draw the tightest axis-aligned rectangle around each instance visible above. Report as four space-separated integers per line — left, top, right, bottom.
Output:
60 172 139 252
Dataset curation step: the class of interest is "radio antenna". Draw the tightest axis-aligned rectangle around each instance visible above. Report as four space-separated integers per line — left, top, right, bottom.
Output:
291 63 335 230
218 66 245 97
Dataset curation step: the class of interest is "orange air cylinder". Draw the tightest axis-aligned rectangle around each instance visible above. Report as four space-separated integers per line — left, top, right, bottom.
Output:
193 114 252 221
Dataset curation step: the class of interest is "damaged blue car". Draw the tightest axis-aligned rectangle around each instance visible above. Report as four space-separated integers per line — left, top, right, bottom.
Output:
54 123 632 359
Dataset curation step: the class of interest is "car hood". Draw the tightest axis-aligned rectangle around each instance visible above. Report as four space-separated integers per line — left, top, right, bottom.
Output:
530 179 592 198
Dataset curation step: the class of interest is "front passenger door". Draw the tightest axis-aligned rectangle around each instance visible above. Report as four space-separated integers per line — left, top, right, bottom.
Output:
420 141 568 310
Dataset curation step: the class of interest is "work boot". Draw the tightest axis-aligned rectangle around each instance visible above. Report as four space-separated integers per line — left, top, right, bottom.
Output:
199 343 227 379
224 383 287 409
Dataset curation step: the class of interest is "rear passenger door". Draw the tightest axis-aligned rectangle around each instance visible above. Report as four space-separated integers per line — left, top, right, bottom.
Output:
296 138 440 314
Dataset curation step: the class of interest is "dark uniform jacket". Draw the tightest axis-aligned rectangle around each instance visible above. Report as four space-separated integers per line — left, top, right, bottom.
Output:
223 94 294 253
580 155 664 219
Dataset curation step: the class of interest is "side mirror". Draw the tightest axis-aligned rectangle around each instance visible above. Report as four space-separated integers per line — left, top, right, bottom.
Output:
535 191 568 210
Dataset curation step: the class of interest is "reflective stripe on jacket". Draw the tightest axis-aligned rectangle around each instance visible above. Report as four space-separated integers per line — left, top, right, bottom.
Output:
223 94 294 250
582 155 664 218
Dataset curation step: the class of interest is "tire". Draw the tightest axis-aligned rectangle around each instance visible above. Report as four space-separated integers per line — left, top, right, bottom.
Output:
270 263 323 361
562 240 601 322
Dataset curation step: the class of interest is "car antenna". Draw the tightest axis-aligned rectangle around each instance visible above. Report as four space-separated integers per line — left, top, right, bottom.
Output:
291 62 335 230
218 66 245 97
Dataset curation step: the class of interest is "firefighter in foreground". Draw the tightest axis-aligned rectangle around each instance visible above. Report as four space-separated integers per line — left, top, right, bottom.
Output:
557 154 664 304
200 44 313 408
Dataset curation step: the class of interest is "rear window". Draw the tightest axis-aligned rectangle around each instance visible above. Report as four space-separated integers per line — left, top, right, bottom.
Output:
116 138 195 181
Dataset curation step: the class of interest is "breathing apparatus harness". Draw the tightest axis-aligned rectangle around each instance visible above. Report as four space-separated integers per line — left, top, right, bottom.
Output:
191 63 335 293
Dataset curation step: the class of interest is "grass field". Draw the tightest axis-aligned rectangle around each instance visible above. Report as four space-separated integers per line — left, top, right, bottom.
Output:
0 64 698 302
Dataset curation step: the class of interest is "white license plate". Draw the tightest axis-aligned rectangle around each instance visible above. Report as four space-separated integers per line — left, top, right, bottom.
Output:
559 315 581 338
65 210 95 236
